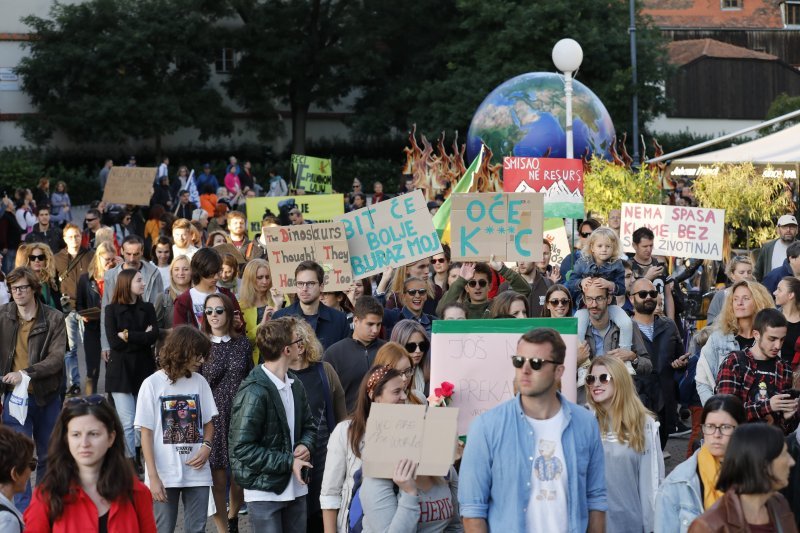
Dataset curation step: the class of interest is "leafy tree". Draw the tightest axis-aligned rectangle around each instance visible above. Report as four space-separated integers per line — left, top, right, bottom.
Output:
583 158 661 219
762 93 800 135
16 0 232 151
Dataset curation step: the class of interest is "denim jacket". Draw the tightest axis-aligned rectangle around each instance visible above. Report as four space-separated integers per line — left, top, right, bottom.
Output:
458 393 607 532
696 331 739 405
654 450 703 533
565 256 626 304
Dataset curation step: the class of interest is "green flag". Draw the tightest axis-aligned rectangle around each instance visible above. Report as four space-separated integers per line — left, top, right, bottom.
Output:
433 145 485 243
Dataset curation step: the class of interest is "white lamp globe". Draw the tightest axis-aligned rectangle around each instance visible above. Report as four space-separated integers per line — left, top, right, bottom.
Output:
552 38 584 73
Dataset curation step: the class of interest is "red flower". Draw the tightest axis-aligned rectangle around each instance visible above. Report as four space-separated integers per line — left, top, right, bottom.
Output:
435 381 455 398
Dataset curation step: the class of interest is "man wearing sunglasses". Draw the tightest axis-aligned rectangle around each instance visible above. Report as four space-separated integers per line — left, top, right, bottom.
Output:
558 218 600 283
436 260 530 319
459 328 607 533
80 208 103 250
630 227 675 320
631 277 686 447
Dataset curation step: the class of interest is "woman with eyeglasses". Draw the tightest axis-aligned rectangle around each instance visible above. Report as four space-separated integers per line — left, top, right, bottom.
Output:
239 258 282 365
374 342 425 404
135 326 218 533
16 242 61 310
706 255 754 326
488 291 529 319
23 394 156 532
586 356 664 533
290 319 347 533
774 276 800 366
687 424 797 533
321 366 408 533
541 284 573 318
381 276 437 339
390 319 431 399
104 268 159 463
0 427 35 533
198 293 252 532
655 394 746 533
430 244 451 292
76 242 117 394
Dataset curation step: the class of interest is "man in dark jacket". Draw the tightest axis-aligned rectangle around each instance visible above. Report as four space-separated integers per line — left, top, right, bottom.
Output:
498 257 552 317
229 316 315 532
272 261 350 349
762 241 800 294
25 206 64 253
0 267 67 510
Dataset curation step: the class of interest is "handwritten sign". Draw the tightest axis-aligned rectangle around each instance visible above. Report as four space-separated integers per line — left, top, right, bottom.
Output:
338 190 442 280
292 154 332 194
263 222 352 292
102 167 157 206
503 157 584 219
430 318 577 435
245 194 344 239
543 218 570 267
620 203 725 260
362 404 459 478
450 192 544 262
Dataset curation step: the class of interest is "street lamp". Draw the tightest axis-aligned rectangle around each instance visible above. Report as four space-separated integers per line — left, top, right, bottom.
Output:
552 38 584 159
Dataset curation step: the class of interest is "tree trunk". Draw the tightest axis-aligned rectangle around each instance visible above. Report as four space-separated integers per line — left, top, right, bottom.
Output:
291 103 309 157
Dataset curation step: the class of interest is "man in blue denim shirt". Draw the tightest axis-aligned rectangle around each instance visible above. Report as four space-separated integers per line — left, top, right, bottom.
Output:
459 328 607 532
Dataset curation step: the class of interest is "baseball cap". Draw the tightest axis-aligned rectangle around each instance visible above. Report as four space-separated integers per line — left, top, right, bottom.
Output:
778 215 798 227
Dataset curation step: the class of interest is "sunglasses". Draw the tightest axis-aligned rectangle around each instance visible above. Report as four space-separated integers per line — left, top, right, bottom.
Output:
204 306 225 316
85 217 98 222
405 289 427 296
548 298 570 306
633 290 659 299
65 394 106 406
467 279 488 288
511 356 560 371
432 257 448 264
585 373 612 386
580 231 592 238
29 254 46 262
405 341 430 353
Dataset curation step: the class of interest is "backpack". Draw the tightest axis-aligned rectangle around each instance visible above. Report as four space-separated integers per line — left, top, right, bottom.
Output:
347 467 399 533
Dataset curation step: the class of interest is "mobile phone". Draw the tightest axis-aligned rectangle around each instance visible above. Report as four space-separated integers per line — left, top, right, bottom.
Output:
301 465 312 484
781 389 800 399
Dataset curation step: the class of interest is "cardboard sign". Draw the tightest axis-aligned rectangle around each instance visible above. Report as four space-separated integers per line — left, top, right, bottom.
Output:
503 157 584 219
292 154 332 194
450 192 544 262
245 195 345 239
338 190 442 279
620 203 725 260
543 218 571 267
262 222 353 292
362 404 459 479
102 167 157 206
430 318 578 435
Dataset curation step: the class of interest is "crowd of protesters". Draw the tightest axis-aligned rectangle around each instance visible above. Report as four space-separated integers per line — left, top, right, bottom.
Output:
0 157 800 533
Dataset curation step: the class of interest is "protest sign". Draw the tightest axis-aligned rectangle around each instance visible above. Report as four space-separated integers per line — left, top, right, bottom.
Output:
362 403 459 478
245 194 344 239
292 154 332 194
503 157 584 219
620 203 725 260
543 218 570 267
430 318 577 435
102 167 157 206
262 222 353 292
450 192 544 262
338 190 442 279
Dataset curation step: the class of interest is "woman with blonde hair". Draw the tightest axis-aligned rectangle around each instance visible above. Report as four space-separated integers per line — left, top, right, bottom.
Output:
154 255 191 356
706 255 754 325
696 280 775 404
239 258 282 365
16 242 61 309
377 258 442 316
586 356 664 533
289 320 346 532
373 342 425 404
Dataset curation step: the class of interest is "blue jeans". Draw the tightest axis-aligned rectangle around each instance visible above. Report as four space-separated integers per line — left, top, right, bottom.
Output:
2 392 62 511
153 486 209 533
64 311 84 388
111 392 138 457
249 497 307 533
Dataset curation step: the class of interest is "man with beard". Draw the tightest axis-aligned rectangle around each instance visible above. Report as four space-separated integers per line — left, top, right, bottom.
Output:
755 214 799 281
715 308 798 432
498 255 552 317
631 277 686 448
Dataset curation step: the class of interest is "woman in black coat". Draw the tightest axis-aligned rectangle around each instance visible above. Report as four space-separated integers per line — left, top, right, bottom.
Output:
104 267 159 460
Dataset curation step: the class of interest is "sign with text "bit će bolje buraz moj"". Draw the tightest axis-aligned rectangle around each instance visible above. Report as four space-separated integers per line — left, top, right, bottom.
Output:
338 190 442 280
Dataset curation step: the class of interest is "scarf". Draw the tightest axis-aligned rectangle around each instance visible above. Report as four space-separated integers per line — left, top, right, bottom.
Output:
698 445 724 510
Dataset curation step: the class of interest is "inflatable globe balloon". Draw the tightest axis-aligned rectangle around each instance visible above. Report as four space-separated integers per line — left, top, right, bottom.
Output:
466 72 616 162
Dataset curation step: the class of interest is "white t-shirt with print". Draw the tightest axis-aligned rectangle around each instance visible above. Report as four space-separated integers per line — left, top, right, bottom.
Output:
526 408 568 533
134 370 218 488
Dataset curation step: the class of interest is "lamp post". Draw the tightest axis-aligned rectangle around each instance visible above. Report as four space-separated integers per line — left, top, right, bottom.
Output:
552 38 584 159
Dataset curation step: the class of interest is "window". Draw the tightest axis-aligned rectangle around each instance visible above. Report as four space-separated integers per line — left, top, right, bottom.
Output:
721 0 742 8
215 48 237 73
785 1 800 25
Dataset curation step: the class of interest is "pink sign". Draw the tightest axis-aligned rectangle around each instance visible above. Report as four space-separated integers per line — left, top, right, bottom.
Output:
503 157 584 219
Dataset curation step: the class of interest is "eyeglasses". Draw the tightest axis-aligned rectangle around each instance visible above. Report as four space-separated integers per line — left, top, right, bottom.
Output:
633 290 659 299
405 341 430 353
405 289 427 296
29 254 46 262
467 279 488 288
296 281 319 289
288 338 304 347
204 306 225 316
580 231 592 238
511 356 560 371
399 367 414 378
584 295 608 304
701 423 736 436
585 373 612 386
548 298 570 307
85 217 98 222
10 285 31 294
432 257 448 264
289 211 301 217
65 394 106 406
28 458 37 472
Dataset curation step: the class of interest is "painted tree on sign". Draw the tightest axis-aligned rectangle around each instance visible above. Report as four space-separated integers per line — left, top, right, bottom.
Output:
583 158 661 220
